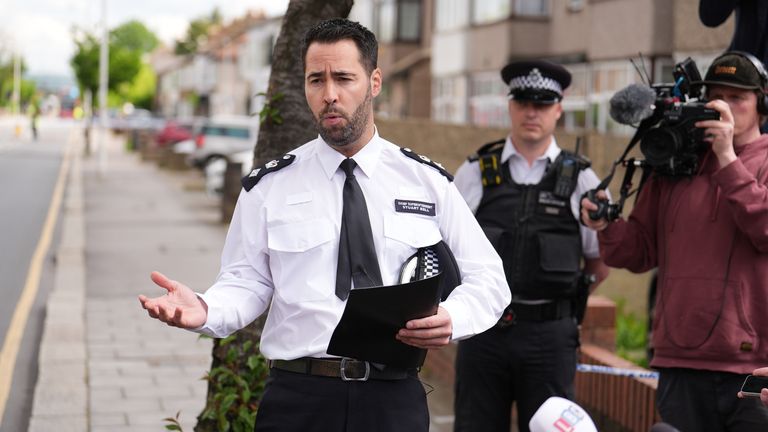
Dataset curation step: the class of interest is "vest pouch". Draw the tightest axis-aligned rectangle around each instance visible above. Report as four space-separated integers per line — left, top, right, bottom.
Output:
480 225 505 252
535 232 581 298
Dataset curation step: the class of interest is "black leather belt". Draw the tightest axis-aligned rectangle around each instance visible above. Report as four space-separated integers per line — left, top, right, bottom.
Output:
497 299 574 326
269 358 417 381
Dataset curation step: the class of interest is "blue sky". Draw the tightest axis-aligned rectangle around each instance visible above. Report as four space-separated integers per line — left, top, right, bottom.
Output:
1 0 289 76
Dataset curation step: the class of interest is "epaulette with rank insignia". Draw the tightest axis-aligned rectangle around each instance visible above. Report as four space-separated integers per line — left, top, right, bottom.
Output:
241 154 296 192
467 138 505 162
400 148 453 181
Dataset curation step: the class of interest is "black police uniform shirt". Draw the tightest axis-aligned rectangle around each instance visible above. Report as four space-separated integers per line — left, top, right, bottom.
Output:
193 130 511 360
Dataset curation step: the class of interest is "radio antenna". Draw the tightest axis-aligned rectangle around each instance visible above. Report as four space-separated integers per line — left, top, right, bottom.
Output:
630 53 652 85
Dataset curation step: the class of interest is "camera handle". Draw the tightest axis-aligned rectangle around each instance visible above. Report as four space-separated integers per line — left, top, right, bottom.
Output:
584 112 659 223
584 158 648 222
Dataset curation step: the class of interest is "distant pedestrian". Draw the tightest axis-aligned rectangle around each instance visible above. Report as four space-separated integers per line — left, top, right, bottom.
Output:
138 18 509 432
29 104 39 141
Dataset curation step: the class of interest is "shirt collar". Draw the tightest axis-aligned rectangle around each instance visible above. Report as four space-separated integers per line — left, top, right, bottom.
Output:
316 127 384 180
501 135 562 164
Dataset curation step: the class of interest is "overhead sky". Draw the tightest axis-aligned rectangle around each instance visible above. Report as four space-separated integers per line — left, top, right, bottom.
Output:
0 0 290 76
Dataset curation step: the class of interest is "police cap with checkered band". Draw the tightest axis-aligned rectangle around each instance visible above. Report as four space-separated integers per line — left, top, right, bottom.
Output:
501 60 572 104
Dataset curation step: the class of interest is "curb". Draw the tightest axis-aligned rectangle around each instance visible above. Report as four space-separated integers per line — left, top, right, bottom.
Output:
28 129 88 431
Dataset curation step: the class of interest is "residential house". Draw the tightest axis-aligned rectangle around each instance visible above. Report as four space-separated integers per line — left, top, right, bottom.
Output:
430 0 733 134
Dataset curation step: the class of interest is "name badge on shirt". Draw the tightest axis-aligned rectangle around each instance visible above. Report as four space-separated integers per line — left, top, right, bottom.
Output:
538 191 568 216
395 199 436 216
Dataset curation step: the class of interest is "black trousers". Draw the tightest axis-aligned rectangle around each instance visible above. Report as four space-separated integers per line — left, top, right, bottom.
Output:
253 368 429 432
657 367 768 432
453 317 579 432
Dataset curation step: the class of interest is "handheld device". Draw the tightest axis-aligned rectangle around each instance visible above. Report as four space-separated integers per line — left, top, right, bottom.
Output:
740 375 768 397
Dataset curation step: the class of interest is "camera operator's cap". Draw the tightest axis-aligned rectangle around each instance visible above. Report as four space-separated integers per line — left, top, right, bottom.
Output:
501 60 572 104
702 53 766 90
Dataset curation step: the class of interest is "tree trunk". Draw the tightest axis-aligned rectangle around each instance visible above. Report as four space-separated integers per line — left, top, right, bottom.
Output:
195 1 354 431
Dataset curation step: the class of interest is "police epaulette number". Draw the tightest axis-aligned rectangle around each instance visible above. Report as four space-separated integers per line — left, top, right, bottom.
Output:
241 154 296 191
401 148 454 181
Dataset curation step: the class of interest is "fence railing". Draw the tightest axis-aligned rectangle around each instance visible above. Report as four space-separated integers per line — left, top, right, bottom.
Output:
575 344 660 432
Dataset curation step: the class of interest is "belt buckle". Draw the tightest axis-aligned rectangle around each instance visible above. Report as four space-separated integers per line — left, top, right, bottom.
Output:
340 358 370 381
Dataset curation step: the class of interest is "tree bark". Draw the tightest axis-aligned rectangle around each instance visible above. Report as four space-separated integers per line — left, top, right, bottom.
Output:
254 0 355 165
195 1 353 431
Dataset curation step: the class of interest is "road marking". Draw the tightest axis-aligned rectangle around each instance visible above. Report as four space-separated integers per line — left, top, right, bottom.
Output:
0 127 75 424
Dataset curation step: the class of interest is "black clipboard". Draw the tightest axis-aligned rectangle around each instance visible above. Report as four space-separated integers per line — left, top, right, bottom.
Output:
327 273 442 368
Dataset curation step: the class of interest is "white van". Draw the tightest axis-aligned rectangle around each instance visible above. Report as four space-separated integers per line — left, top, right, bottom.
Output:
188 115 259 169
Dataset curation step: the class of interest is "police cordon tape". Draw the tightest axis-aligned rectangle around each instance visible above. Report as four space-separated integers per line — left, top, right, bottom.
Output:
576 363 660 380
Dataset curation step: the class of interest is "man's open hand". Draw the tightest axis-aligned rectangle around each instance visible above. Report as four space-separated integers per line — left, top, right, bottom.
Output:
138 271 208 329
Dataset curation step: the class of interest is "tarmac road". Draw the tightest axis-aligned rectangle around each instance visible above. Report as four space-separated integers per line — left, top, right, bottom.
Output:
0 117 70 432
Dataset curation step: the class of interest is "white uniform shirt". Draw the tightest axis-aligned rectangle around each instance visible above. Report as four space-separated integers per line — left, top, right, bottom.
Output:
453 136 602 259
196 131 511 361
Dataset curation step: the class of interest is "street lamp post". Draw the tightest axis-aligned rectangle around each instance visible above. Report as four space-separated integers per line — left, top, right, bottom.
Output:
12 50 21 138
98 0 110 175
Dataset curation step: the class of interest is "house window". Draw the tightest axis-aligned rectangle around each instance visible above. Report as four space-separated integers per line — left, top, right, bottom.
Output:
469 72 509 127
472 0 510 25
514 0 549 17
567 0 584 12
398 0 421 41
376 0 396 42
375 0 422 42
435 0 470 31
432 75 468 124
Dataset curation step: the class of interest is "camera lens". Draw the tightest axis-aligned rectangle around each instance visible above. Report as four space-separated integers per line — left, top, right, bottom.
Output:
641 127 683 168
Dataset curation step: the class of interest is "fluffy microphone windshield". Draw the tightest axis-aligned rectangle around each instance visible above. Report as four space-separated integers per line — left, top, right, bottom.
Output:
609 83 657 125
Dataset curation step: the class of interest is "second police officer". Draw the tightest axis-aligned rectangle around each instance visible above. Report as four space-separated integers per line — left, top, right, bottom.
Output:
452 60 610 432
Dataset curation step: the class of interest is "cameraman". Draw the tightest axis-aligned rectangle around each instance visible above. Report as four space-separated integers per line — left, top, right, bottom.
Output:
581 51 768 431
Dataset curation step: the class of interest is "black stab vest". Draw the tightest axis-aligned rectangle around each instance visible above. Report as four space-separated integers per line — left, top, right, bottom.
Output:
475 147 584 300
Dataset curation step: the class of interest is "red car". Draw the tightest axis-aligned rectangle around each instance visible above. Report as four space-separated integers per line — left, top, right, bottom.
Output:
156 118 201 147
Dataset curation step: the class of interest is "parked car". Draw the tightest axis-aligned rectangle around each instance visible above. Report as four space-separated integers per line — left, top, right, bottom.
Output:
203 150 254 196
110 108 165 133
155 117 204 147
188 115 259 169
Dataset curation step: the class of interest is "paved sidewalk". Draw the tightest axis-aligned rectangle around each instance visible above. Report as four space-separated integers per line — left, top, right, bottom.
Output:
29 129 457 431
30 131 223 431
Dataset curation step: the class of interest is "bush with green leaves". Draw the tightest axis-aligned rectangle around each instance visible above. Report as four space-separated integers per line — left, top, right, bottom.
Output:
162 334 270 432
614 299 649 368
198 335 269 432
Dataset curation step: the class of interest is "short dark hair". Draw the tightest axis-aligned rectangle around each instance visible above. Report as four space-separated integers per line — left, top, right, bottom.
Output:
301 18 378 74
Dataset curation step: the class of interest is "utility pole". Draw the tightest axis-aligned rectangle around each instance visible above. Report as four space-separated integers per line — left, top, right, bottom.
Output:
12 49 21 138
98 0 109 175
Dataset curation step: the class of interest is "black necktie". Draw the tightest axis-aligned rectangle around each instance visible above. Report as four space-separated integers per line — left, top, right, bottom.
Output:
335 158 383 300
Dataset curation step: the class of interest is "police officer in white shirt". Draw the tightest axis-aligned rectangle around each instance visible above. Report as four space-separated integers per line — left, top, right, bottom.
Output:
138 18 510 432
452 60 610 432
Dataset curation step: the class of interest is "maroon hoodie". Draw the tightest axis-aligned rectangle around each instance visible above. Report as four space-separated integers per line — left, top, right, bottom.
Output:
599 134 768 373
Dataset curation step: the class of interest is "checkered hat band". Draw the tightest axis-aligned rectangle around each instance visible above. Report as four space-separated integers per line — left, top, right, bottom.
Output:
422 248 440 278
508 75 562 96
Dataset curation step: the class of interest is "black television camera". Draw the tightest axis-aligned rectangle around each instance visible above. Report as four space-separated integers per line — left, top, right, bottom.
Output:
585 57 720 222
639 58 720 177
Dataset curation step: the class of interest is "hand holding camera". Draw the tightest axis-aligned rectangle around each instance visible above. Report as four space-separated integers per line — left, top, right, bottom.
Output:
696 98 737 168
580 189 616 230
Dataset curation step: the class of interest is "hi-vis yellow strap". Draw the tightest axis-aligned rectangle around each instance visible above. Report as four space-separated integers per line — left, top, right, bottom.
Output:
479 154 502 187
